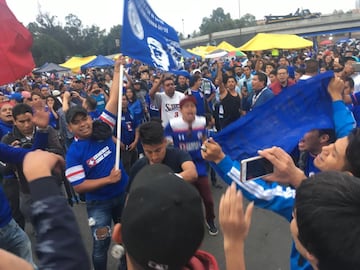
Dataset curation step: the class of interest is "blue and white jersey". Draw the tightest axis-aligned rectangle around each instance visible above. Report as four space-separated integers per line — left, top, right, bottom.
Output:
212 155 312 270
201 77 216 98
208 97 356 270
65 110 128 201
165 116 207 176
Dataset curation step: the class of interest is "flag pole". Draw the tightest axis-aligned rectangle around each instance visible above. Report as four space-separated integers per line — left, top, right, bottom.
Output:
115 64 124 170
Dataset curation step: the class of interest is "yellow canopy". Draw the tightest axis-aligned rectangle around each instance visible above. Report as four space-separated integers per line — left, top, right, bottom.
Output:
215 41 236 52
60 55 97 73
188 46 216 58
238 33 313 51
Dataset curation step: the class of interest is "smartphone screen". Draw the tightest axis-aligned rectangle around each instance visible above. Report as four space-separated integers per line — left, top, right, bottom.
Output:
241 156 274 182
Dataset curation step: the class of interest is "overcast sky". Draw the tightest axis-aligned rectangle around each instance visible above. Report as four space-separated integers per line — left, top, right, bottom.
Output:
7 0 357 35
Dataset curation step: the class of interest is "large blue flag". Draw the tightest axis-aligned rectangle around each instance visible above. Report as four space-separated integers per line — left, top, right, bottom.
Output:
214 71 335 161
121 0 181 71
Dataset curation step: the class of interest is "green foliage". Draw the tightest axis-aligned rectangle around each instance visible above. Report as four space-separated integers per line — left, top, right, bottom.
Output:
199 8 235 35
32 34 67 66
198 8 257 36
28 11 121 66
28 7 257 66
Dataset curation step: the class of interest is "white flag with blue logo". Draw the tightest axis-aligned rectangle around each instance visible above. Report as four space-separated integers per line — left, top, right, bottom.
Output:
121 0 181 71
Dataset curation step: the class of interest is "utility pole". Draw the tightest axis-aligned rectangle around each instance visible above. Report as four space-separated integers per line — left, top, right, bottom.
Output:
182 18 185 36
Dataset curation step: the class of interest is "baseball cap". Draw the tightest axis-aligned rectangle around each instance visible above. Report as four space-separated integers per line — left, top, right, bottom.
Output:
52 90 61 97
6 92 23 102
179 95 197 108
121 164 204 270
191 68 201 75
65 105 88 123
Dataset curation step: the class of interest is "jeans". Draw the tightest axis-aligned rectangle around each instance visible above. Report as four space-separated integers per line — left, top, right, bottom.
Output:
2 178 25 229
86 194 126 270
0 218 37 268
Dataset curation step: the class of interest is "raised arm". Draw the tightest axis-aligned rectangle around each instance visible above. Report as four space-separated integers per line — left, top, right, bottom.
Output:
149 73 164 100
105 56 125 115
215 61 227 97
220 182 253 270
327 76 356 138
23 150 90 270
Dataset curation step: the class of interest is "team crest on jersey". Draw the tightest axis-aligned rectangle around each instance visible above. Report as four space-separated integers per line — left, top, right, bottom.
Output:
86 146 112 168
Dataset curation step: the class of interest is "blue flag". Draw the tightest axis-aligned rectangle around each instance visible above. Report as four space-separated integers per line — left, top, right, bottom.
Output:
121 0 181 71
214 71 335 161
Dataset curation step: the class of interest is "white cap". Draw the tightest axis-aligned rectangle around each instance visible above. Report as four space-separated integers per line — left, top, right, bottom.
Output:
191 69 201 75
52 90 61 96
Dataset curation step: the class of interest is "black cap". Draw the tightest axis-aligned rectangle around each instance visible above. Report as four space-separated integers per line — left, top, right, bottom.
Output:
122 164 204 270
65 105 88 124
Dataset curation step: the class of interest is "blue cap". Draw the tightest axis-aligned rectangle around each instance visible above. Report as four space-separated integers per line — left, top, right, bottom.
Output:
6 93 23 102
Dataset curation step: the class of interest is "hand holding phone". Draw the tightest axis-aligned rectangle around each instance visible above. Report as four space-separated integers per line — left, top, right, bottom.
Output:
240 156 274 182
256 147 308 188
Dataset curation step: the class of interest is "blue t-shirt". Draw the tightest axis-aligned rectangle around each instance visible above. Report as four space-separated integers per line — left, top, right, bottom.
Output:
188 90 207 116
120 110 139 146
305 153 320 177
145 93 160 119
0 120 13 139
65 110 128 201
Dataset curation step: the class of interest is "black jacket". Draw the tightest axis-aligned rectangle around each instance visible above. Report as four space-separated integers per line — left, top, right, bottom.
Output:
2 126 64 193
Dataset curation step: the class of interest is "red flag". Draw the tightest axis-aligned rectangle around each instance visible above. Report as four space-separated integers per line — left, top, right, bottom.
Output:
0 0 35 85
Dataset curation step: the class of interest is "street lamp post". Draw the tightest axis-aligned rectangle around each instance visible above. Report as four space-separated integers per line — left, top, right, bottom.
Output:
115 39 120 53
182 18 185 36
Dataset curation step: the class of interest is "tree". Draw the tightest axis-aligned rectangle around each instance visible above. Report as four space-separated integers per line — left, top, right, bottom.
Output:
32 34 67 66
81 25 106 56
27 6 258 67
35 11 58 30
101 25 122 55
199 8 236 35
64 14 82 40
235 13 257 28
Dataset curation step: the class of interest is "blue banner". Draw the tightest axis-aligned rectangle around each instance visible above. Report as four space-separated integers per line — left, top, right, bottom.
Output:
214 71 335 161
121 0 181 71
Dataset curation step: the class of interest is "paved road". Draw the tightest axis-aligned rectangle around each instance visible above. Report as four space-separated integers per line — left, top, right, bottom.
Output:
28 180 292 269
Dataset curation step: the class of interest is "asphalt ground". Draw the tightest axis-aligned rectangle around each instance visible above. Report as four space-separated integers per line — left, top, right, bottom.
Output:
28 179 292 269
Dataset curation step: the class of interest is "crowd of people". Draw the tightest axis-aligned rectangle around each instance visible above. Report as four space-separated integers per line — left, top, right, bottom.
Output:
0 39 360 270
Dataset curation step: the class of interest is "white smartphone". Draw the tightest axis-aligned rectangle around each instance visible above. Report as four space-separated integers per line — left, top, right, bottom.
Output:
240 156 274 182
